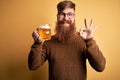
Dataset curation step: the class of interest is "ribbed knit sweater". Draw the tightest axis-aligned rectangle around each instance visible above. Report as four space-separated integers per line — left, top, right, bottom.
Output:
28 32 106 80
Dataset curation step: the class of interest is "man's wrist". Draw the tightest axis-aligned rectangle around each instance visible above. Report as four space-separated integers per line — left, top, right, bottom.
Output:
84 38 93 42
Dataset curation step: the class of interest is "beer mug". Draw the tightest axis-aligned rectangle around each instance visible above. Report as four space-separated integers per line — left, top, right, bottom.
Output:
37 24 51 40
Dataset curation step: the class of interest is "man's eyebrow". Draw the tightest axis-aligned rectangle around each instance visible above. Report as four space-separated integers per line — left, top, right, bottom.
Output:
61 12 73 13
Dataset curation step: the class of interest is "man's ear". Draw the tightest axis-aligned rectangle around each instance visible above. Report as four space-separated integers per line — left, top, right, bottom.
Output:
57 14 59 18
74 14 76 18
57 14 58 17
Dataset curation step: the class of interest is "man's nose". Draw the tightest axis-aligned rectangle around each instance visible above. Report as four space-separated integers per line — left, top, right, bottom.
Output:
64 14 69 20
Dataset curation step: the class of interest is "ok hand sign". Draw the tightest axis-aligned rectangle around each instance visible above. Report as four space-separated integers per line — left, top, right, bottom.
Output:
79 18 97 40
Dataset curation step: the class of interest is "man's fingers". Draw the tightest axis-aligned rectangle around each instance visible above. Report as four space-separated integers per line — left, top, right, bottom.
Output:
84 18 94 29
89 19 93 27
79 27 86 32
84 18 88 28
92 26 98 32
32 30 40 40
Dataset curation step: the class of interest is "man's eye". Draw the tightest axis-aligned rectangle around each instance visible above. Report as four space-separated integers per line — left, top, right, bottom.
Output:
68 13 73 16
60 13 64 16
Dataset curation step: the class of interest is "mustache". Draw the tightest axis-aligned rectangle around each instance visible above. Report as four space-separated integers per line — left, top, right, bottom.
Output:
58 20 72 24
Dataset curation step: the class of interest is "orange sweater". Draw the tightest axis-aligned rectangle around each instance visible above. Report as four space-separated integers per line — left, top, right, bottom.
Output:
28 32 106 80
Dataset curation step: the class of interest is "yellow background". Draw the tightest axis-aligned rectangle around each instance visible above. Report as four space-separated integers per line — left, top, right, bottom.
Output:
0 0 120 80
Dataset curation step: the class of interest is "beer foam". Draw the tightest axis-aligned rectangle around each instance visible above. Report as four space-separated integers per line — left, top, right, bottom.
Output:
38 24 50 29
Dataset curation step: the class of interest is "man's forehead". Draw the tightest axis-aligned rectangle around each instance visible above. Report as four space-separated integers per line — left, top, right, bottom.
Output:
60 8 75 13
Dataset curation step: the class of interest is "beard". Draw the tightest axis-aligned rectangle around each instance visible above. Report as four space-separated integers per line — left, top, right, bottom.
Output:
55 19 76 43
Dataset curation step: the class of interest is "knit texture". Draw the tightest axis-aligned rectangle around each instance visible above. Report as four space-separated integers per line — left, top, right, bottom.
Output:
28 32 106 80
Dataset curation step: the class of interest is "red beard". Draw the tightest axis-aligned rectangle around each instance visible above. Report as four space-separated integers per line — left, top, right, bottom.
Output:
55 20 76 43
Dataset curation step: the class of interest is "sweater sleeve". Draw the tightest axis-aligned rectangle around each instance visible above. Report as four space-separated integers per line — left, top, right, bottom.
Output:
28 42 47 70
85 38 106 72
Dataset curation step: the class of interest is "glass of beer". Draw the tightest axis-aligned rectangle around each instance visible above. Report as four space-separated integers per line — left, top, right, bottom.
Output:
37 24 51 40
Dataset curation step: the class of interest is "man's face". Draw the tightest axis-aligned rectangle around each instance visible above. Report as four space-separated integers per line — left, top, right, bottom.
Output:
57 8 75 28
55 8 76 43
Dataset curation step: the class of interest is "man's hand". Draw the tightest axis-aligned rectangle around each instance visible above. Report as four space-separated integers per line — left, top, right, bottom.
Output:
32 30 42 43
79 18 97 40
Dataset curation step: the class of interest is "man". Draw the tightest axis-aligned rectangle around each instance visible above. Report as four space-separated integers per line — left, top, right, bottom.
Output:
28 0 106 80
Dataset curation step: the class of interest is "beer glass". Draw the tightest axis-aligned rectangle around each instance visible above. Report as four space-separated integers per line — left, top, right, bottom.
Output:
37 24 51 40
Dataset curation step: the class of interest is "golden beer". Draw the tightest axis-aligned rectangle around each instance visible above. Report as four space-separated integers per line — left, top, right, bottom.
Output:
37 24 51 40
